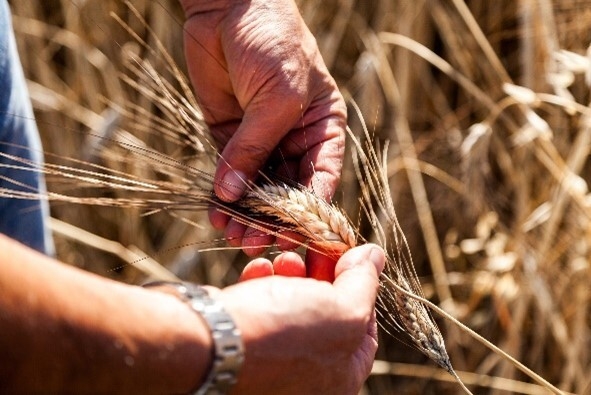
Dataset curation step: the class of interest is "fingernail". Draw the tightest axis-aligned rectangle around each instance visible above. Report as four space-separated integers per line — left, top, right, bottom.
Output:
217 170 247 202
368 246 385 274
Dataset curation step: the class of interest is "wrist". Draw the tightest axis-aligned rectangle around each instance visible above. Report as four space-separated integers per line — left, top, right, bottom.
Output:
144 282 244 395
133 285 215 393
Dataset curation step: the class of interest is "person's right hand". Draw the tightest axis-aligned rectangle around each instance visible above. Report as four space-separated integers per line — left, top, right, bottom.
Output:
214 244 385 395
180 0 347 256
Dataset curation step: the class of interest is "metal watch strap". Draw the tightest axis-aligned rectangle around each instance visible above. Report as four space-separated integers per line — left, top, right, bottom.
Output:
143 281 244 395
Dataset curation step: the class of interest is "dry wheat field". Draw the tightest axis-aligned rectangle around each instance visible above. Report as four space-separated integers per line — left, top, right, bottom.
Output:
7 0 591 394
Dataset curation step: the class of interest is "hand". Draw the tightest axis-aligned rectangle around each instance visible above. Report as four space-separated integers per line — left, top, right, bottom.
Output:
240 242 345 282
181 0 347 254
212 244 386 395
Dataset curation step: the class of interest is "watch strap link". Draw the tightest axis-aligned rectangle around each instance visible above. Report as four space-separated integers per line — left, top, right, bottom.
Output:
183 283 244 395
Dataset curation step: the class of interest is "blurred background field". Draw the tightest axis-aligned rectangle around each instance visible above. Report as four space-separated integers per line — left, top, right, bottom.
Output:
9 0 591 394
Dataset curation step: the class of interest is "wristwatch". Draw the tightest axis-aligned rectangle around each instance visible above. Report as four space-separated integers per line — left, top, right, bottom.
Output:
143 281 244 395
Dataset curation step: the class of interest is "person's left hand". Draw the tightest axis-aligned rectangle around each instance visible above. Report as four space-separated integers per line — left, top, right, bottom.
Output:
213 244 385 395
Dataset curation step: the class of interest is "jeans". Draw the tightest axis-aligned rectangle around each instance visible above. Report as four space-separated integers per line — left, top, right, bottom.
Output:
0 1 54 255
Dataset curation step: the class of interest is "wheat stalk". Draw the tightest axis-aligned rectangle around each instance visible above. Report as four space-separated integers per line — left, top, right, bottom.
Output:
343 102 464 388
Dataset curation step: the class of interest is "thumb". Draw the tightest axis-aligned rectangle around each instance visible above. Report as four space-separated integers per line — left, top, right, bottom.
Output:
213 98 304 202
333 244 385 308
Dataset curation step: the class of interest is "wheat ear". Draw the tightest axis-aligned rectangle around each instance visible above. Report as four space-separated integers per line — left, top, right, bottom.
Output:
236 183 357 251
384 276 566 395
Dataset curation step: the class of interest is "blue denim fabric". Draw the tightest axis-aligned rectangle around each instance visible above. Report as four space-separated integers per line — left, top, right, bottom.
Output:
0 1 54 255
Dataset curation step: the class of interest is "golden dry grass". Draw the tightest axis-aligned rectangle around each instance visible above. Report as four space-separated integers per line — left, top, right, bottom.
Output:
9 0 591 394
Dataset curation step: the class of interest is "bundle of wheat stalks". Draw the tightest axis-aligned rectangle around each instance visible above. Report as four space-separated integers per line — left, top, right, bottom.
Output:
8 0 591 394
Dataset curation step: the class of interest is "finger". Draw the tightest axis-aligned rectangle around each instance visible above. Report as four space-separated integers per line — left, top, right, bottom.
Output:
224 219 247 247
210 202 272 256
305 243 339 282
208 206 230 230
240 258 274 281
275 230 305 251
333 244 385 308
334 244 385 277
208 120 241 151
213 96 307 202
272 252 306 277
213 166 249 203
242 227 273 257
